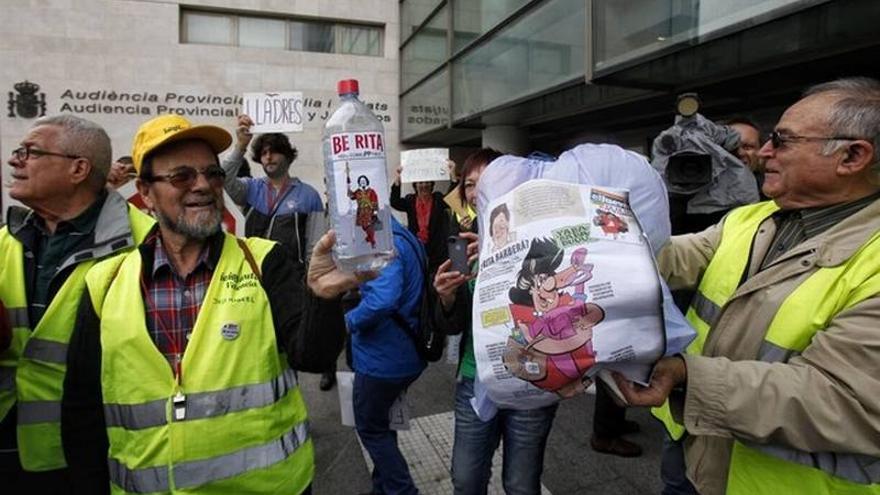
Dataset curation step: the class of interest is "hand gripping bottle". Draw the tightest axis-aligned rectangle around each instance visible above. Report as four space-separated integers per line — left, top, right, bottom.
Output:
323 79 394 272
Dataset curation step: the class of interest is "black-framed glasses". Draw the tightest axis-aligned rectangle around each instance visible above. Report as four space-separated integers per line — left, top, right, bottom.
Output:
12 146 80 161
768 131 863 149
143 165 226 189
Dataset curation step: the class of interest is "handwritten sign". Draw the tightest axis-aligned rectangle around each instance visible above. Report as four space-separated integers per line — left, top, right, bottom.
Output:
400 148 449 183
242 92 304 133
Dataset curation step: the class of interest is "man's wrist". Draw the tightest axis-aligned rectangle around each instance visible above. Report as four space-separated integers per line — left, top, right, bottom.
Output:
672 354 688 391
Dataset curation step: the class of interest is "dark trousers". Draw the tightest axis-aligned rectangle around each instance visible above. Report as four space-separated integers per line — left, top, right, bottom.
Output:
0 453 73 495
592 381 627 439
0 410 70 494
353 372 420 495
661 434 699 495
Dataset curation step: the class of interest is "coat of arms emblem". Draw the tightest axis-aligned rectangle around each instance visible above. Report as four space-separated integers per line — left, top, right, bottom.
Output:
8 80 47 118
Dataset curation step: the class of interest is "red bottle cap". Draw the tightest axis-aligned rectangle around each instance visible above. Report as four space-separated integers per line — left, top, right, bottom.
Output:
337 79 359 95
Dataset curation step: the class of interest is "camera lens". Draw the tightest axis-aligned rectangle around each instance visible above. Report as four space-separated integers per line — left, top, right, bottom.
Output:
666 152 712 193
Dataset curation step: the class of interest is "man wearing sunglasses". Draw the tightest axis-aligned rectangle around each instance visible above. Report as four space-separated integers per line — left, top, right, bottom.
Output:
61 115 351 494
618 77 880 495
0 115 154 493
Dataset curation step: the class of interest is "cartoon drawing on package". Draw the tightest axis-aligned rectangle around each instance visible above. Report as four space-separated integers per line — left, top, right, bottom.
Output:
502 238 605 397
346 162 381 248
592 208 629 238
489 203 516 252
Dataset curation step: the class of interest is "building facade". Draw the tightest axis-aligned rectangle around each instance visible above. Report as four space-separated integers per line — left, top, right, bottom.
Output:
1 0 400 214
399 0 880 156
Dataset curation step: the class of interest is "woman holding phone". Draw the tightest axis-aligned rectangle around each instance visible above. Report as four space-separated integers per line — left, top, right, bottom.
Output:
432 148 559 495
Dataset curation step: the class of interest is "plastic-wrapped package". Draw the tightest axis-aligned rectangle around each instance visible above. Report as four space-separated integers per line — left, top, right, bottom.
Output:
470 144 696 410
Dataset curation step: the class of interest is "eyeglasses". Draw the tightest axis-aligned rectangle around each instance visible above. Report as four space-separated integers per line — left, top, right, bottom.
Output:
144 165 226 189
768 131 863 149
11 147 80 161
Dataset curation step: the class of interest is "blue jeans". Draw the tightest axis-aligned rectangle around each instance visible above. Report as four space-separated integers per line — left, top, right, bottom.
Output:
354 372 420 495
661 433 699 495
451 378 558 495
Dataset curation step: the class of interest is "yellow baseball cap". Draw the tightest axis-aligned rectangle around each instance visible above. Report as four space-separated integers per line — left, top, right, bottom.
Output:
131 114 232 174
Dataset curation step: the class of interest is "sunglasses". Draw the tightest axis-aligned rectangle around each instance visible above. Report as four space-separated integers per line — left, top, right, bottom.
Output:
767 131 863 149
144 165 226 189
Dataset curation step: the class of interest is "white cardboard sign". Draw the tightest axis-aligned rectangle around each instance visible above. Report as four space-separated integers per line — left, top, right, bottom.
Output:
336 371 410 430
242 92 304 133
400 148 449 183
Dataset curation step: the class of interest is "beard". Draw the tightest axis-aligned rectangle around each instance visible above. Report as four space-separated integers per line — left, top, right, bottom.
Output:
262 161 290 180
154 202 223 240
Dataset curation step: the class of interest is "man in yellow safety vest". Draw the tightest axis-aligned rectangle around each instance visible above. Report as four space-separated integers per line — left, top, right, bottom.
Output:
61 114 354 494
617 77 880 495
0 115 154 493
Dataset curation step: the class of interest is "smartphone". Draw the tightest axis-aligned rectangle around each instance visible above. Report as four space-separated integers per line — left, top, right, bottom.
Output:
447 236 471 275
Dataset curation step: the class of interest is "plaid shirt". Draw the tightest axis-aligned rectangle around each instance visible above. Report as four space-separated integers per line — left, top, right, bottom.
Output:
142 234 215 372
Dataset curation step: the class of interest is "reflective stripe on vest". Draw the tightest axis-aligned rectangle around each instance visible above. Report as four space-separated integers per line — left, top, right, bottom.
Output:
652 202 779 440
109 422 309 493
758 340 799 363
0 367 15 392
6 307 29 328
21 337 68 364
104 368 299 429
94 233 313 494
689 290 722 328
17 400 60 424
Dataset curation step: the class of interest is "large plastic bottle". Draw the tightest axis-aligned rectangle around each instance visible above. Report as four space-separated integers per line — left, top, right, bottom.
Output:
323 79 395 272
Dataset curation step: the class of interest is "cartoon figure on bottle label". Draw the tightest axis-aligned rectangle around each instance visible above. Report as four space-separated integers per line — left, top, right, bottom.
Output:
346 162 380 248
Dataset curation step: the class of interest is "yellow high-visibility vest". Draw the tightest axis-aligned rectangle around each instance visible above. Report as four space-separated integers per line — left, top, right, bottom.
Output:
0 201 154 471
86 233 313 494
653 201 880 494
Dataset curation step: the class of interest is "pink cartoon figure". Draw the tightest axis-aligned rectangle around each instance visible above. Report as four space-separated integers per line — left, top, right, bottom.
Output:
504 238 605 395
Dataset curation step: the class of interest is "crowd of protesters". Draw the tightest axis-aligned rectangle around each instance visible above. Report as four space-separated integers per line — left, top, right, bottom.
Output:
0 76 879 495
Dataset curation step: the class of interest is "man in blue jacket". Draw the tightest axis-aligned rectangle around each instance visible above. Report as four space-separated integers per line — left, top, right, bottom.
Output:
346 217 426 495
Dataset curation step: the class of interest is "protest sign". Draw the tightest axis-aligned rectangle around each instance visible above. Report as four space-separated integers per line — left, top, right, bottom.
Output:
242 92 304 133
400 148 449 183
472 179 665 409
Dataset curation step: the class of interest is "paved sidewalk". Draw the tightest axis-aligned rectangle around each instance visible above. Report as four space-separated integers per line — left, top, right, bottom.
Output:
300 358 664 495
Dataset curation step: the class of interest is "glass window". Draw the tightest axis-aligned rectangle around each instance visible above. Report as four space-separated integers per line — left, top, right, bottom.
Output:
338 25 383 56
402 69 450 140
591 0 825 74
452 0 528 53
401 0 444 42
452 0 584 120
290 20 335 53
401 6 448 91
180 9 384 57
239 16 286 49
182 11 233 46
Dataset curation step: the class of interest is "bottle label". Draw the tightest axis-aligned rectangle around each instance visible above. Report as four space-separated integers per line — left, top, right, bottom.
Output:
329 132 385 160
328 132 393 256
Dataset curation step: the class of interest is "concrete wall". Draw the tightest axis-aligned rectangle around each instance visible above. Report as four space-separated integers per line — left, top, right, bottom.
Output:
1 0 399 214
